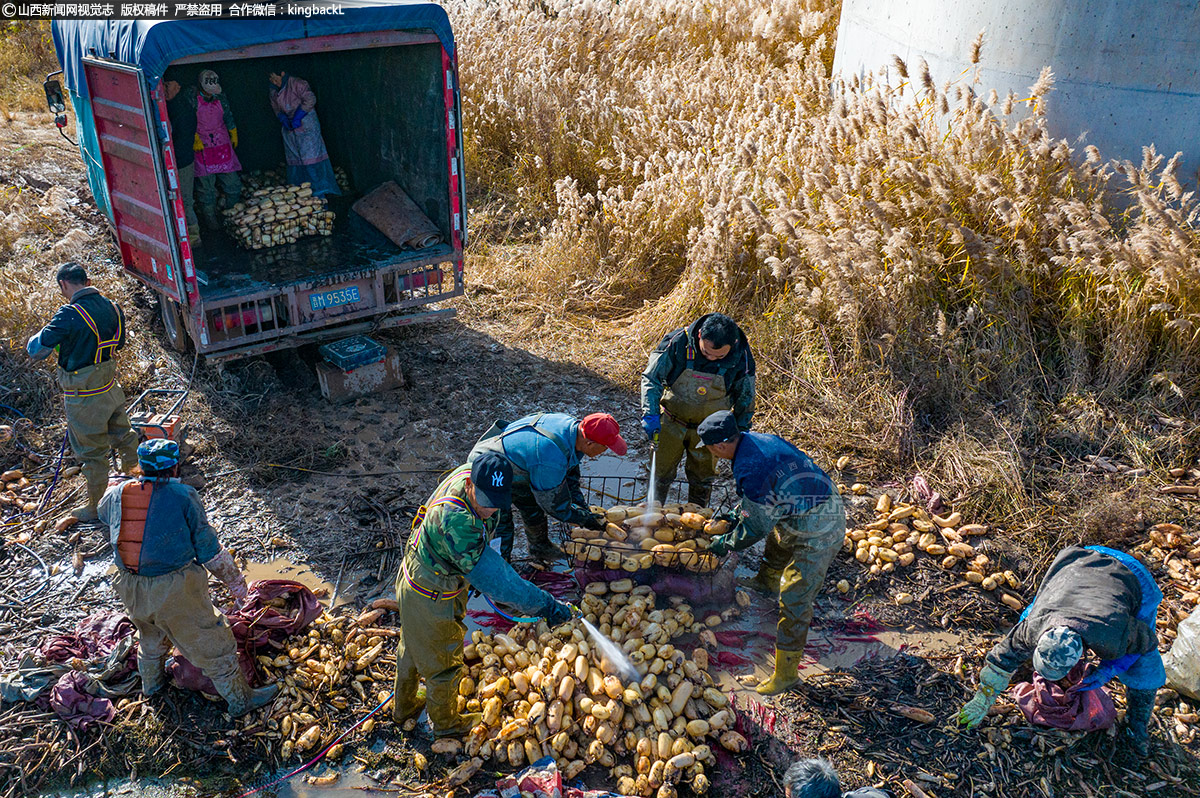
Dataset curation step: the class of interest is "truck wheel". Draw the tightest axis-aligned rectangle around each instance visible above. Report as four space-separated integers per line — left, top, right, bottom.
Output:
159 297 190 353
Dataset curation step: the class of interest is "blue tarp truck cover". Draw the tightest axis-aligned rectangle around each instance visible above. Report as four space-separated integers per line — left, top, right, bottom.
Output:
52 3 456 220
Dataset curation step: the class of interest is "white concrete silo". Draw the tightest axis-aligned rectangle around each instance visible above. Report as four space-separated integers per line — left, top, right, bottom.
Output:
832 0 1200 180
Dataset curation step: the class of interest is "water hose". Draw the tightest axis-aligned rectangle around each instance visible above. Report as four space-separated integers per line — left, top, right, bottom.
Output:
234 689 395 798
482 593 539 624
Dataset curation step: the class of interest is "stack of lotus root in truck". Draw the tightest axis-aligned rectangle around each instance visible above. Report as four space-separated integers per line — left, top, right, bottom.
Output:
223 182 335 250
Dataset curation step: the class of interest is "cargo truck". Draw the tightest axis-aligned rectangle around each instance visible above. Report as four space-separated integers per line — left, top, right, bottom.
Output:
50 4 466 361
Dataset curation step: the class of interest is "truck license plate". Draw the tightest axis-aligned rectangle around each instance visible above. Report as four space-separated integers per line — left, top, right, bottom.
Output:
309 285 361 311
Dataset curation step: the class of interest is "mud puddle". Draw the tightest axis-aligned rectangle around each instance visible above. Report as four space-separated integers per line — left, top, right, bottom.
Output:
244 558 355 606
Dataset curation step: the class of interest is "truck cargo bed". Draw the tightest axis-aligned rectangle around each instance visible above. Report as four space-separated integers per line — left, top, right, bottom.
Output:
192 194 451 300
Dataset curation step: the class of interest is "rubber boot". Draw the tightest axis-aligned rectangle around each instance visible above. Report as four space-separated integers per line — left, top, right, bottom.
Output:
756 649 805 696
199 208 221 231
187 225 203 248
117 443 141 476
1123 688 1156 760
427 676 481 738
70 467 109 522
210 660 279 718
137 652 168 697
740 563 784 596
525 520 562 562
391 687 426 725
653 475 675 507
686 481 712 507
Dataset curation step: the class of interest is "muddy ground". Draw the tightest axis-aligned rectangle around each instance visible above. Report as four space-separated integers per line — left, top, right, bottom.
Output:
2 112 1200 798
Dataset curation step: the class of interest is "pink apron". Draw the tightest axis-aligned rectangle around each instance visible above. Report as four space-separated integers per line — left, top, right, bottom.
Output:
193 95 241 177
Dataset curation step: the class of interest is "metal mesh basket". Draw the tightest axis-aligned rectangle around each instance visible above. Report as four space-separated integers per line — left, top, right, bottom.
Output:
554 474 736 578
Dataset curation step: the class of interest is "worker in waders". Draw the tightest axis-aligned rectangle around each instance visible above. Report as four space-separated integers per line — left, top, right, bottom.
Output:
958 545 1164 759
26 262 140 521
640 311 756 501
468 412 627 563
98 439 278 716
701 411 844 695
393 453 575 737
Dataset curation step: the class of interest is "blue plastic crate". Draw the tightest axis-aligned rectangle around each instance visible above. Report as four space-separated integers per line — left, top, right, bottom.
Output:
319 335 386 371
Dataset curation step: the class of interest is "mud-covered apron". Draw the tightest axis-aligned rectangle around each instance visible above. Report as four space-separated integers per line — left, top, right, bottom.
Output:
194 95 240 177
660 341 732 425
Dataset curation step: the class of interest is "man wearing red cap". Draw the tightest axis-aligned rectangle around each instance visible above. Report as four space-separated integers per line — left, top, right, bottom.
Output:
469 412 627 562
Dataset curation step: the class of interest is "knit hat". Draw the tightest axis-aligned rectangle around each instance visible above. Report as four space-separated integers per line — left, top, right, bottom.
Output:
1033 626 1083 681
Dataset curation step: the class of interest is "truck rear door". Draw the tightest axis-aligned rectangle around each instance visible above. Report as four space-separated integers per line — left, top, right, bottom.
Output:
82 58 184 303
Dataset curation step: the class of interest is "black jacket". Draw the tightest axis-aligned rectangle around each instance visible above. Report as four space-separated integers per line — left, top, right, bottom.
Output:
640 314 757 428
986 546 1156 673
29 287 126 373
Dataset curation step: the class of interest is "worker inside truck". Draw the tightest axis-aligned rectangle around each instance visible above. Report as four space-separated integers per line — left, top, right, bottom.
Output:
156 44 450 298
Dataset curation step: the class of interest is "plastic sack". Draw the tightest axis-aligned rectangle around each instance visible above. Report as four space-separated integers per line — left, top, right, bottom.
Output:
1165 605 1200 700
1011 661 1117 731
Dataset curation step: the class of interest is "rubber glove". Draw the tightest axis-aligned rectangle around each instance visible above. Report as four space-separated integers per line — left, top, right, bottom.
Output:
229 128 238 148
193 132 203 152
276 111 291 130
545 600 574 627
26 332 53 361
958 662 1014 728
202 548 248 602
641 414 661 440
709 534 732 557
290 108 308 129
581 511 606 531
1078 653 1138 691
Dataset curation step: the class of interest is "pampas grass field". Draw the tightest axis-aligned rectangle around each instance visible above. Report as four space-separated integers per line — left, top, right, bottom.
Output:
1 6 1198 554
447 0 1200 549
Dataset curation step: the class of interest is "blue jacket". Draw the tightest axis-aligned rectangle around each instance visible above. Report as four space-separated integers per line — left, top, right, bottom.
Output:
732 432 832 512
27 287 126 373
98 477 221 577
497 413 580 492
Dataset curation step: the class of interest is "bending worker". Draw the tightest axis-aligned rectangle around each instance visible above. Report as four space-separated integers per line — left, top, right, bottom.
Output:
701 410 844 695
641 312 755 506
393 453 575 737
958 545 1163 759
26 262 140 521
98 439 278 717
469 412 627 562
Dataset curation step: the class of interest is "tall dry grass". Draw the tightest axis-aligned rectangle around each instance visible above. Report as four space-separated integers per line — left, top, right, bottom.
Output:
0 21 57 113
449 0 1200 530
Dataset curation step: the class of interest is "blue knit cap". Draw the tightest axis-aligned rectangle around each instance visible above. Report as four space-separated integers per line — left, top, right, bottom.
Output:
137 438 180 472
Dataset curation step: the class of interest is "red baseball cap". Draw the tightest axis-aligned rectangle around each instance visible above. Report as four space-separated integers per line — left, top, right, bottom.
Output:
580 413 628 456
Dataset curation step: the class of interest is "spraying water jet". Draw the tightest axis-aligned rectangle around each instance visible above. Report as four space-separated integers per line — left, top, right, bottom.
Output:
580 616 640 684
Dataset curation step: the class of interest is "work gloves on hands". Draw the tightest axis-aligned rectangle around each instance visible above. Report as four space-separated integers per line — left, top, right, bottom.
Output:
230 128 238 148
578 510 606 532
641 414 661 440
276 111 291 130
193 132 203 152
709 535 733 557
545 600 576 627
957 662 1014 728
202 548 249 603
290 109 308 129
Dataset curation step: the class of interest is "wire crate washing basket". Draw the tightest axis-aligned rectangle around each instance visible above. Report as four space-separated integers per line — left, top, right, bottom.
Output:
554 475 740 607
